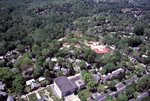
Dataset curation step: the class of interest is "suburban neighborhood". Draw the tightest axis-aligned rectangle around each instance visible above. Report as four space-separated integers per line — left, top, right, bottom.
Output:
0 0 150 101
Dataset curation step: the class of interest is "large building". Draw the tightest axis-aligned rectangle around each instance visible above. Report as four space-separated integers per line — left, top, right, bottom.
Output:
54 75 84 98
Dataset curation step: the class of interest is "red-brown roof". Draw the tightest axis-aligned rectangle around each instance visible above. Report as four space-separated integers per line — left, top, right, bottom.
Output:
93 48 108 54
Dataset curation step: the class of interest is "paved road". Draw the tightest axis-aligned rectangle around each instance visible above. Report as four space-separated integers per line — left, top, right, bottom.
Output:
91 73 149 101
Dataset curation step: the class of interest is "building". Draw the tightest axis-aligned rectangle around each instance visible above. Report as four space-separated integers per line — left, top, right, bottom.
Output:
31 82 41 91
67 58 74 63
0 56 4 60
45 57 50 61
26 79 35 86
0 81 5 90
53 66 61 71
54 75 84 98
10 59 17 64
61 68 70 76
92 74 100 82
137 90 150 99
32 58 36 62
6 96 14 101
51 57 57 62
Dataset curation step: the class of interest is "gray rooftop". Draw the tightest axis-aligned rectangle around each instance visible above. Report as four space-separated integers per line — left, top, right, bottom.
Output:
69 76 81 87
7 96 14 101
54 76 75 93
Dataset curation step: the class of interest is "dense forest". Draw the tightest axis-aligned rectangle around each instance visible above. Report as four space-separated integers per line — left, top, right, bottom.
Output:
0 0 147 55
0 0 150 100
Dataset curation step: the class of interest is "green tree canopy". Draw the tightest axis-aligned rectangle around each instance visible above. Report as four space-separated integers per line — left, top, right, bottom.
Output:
117 94 128 101
82 73 92 84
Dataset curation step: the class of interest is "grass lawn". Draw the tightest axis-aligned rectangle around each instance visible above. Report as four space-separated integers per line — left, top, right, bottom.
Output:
38 87 53 98
7 92 16 97
78 88 92 99
135 63 145 71
24 86 30 93
97 84 104 93
28 93 37 101
126 73 136 79
114 79 121 83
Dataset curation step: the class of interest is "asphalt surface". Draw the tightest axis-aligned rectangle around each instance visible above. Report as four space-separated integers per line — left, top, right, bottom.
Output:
91 73 148 101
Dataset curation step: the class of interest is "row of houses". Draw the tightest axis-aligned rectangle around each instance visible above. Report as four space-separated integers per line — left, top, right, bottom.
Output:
92 68 125 83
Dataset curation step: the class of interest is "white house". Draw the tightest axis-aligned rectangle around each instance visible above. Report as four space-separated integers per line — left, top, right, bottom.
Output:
26 79 35 86
54 75 84 98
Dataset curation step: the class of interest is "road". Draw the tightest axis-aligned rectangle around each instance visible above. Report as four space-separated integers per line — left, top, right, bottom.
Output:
91 73 148 101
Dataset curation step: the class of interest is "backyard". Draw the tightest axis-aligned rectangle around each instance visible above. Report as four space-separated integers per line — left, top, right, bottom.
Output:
28 93 38 101
77 88 92 99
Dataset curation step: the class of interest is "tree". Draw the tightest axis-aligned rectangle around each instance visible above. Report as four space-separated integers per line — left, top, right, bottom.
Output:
105 94 112 101
32 44 40 54
134 23 144 35
57 57 63 65
81 97 87 101
17 45 25 53
33 65 42 77
81 70 88 76
49 61 55 70
78 60 87 70
125 87 135 98
117 94 128 101
107 81 116 91
0 60 6 67
12 74 24 93
101 63 117 74
44 70 52 83
82 73 92 84
136 74 150 92
87 81 96 90
42 48 50 57
56 71 63 77
21 57 33 72
43 61 49 69
0 67 14 87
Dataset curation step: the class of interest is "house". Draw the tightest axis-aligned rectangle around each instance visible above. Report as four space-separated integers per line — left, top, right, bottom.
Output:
142 55 148 58
6 52 12 57
17 55 22 60
54 75 84 98
0 91 7 96
11 50 18 54
31 82 41 91
129 47 140 51
53 66 61 71
0 56 4 60
0 81 5 90
137 90 150 99
99 67 103 71
74 59 82 64
45 57 50 61
32 58 36 62
10 59 17 64
36 97 47 101
92 74 100 82
67 58 74 63
26 79 35 86
65 94 80 101
61 68 70 76
6 96 14 101
51 57 57 62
